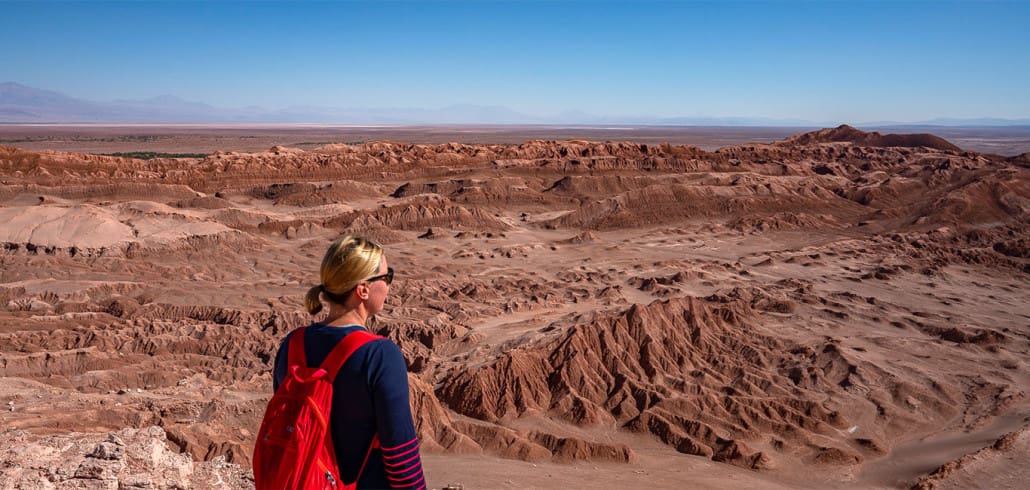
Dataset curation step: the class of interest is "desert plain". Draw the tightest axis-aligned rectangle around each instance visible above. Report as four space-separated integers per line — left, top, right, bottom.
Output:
0 124 1028 489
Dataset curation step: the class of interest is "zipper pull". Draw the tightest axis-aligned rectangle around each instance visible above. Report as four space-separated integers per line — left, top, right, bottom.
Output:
326 471 337 487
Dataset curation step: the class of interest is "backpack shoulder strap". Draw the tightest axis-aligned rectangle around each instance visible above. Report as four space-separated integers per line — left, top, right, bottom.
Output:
320 329 382 381
286 326 309 367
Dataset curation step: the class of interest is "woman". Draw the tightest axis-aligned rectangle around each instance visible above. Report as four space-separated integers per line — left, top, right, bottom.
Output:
272 235 426 489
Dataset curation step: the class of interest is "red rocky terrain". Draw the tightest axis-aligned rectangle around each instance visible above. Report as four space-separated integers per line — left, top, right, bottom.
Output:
0 125 1027 488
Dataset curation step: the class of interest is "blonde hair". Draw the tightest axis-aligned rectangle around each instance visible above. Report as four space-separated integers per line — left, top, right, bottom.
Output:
304 234 384 315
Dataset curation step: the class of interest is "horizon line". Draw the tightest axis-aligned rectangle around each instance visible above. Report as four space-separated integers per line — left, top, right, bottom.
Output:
4 122 1030 129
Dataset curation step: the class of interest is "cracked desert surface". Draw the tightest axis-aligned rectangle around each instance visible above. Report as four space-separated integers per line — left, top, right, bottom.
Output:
1 125 1028 489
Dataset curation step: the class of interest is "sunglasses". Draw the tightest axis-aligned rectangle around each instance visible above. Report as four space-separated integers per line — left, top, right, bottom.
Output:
365 267 394 286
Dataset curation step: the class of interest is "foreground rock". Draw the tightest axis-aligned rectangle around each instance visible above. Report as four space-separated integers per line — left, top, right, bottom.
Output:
0 426 252 489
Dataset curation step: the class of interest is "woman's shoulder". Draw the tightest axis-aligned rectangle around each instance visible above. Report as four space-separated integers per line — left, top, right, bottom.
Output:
356 335 408 376
363 334 403 359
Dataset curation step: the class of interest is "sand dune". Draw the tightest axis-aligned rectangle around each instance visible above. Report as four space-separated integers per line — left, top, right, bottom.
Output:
0 125 1027 488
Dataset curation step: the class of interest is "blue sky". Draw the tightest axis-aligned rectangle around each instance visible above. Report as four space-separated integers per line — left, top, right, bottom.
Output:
2 0 1029 123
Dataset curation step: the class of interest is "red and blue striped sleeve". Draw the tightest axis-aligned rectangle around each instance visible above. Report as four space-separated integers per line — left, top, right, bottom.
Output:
381 438 426 489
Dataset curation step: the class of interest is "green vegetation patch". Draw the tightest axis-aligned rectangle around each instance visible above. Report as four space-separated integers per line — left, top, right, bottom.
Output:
292 140 365 146
97 151 208 160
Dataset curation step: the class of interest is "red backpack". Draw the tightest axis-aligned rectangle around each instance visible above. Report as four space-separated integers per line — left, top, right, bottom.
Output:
254 327 382 490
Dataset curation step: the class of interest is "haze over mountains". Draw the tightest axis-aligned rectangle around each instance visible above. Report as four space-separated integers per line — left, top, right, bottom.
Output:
3 82 1029 127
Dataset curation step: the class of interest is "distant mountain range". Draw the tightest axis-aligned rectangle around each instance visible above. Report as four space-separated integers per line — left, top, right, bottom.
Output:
3 82 1029 126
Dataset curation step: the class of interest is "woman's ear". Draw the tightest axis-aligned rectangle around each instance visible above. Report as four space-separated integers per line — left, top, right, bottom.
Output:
356 282 370 301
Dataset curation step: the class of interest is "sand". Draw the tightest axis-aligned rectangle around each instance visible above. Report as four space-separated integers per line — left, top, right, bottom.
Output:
0 125 1027 489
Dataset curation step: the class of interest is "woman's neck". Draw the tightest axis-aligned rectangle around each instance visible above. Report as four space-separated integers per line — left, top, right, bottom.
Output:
323 304 367 328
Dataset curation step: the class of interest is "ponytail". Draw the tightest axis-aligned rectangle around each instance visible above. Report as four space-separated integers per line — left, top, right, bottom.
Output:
305 285 324 315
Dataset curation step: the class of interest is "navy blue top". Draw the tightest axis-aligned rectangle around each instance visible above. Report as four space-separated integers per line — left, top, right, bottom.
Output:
273 323 426 489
